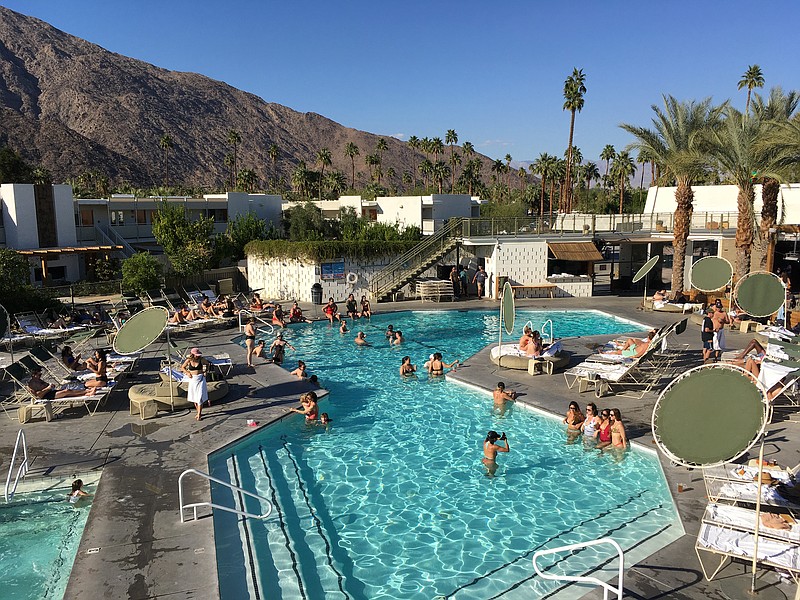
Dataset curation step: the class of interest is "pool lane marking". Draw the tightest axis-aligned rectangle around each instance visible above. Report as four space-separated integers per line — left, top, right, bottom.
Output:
230 454 262 600
257 445 308 599
280 436 351 599
488 502 666 600
441 492 647 598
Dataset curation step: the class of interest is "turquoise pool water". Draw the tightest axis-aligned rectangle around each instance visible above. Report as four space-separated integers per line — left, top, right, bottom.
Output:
0 488 91 600
210 310 681 599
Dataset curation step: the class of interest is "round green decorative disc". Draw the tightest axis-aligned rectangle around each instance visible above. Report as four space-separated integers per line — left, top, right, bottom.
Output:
113 306 168 354
501 281 515 335
632 255 660 284
691 256 733 292
735 271 786 318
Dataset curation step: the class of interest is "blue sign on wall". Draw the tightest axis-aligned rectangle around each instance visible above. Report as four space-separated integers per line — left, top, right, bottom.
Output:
321 259 345 280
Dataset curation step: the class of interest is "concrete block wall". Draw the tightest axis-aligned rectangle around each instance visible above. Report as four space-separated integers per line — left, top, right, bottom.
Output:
247 247 470 303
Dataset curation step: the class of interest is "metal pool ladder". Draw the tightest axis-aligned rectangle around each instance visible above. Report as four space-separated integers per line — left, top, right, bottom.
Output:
178 468 272 523
5 429 30 502
532 537 624 599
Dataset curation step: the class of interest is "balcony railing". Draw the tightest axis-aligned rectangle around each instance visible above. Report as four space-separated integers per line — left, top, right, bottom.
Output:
461 211 742 238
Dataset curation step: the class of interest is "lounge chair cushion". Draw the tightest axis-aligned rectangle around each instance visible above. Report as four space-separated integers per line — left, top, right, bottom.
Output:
128 380 229 408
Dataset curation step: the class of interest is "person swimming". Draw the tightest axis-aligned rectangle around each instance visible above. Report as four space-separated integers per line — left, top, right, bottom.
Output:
482 430 509 477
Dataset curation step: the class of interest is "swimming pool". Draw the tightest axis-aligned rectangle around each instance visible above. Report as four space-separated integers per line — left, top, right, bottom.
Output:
0 478 95 600
210 309 682 599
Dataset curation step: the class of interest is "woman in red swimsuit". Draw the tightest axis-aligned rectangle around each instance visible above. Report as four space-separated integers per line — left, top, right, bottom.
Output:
596 409 612 449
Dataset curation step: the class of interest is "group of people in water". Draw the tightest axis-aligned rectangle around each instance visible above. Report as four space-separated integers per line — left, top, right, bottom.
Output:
323 294 372 323
563 401 628 451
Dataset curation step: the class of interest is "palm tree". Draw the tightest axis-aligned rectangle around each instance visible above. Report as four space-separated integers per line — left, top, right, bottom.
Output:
408 135 420 188
433 161 451 194
344 142 360 190
622 95 724 296
562 68 587 212
532 153 552 222
291 161 310 197
227 130 242 180
583 161 600 189
419 159 433 189
600 144 616 184
325 171 348 197
753 87 800 268
491 159 505 201
635 150 651 205
446 129 458 191
459 159 482 196
158 134 173 186
611 151 636 214
223 153 235 188
237 168 258 193
551 158 566 222
705 105 790 278
431 138 445 172
738 64 765 114
268 143 280 186
316 148 332 200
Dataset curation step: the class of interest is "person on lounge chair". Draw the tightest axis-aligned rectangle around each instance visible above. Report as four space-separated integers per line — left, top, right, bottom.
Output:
604 331 654 358
728 339 766 377
27 368 94 401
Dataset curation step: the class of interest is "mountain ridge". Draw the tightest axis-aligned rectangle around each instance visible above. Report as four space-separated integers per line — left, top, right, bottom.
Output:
0 5 492 191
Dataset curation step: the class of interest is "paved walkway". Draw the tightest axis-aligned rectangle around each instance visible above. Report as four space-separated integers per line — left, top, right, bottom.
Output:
0 295 798 599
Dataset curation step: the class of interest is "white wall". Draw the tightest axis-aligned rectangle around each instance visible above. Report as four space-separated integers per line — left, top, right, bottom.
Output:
643 183 800 223
1 184 39 249
375 196 422 230
54 185 78 247
219 192 283 229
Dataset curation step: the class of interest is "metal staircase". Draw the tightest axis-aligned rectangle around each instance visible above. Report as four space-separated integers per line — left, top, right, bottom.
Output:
370 218 462 302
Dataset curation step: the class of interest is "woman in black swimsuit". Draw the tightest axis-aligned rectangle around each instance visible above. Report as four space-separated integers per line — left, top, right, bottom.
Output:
85 349 110 388
244 318 257 367
427 352 459 376
269 333 295 365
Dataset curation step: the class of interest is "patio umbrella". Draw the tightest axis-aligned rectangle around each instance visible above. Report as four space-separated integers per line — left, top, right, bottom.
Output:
734 271 787 319
632 255 660 308
691 256 733 293
652 363 780 599
497 281 515 368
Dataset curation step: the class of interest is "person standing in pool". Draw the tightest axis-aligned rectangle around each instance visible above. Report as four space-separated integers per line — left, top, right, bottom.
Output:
483 430 509 477
68 479 91 505
270 333 295 365
385 324 395 340
493 382 516 416
604 408 628 452
399 356 416 376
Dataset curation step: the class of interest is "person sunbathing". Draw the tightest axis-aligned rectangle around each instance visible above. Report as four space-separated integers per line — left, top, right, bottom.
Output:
652 289 667 302
27 368 94 401
729 339 766 377
518 326 533 352
604 331 654 358
525 330 549 357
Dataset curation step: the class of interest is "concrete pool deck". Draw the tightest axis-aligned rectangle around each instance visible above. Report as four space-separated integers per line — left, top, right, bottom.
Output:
0 295 798 599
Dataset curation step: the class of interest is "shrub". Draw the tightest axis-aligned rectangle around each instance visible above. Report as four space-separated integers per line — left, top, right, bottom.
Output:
122 252 163 295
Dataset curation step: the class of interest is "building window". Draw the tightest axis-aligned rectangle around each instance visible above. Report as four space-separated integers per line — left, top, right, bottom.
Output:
136 210 148 224
321 259 345 280
33 265 67 282
80 208 94 227
110 211 125 225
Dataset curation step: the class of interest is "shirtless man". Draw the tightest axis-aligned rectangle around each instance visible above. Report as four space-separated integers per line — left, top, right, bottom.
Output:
711 302 730 360
483 430 509 478
493 382 516 415
355 331 370 346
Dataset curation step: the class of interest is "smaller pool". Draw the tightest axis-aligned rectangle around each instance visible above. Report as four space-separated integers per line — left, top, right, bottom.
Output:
0 476 98 600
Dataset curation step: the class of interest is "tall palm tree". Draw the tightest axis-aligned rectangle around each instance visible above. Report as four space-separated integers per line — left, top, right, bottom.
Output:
532 153 552 222
518 167 527 191
446 129 458 191
158 134 173 186
223 153 235 188
600 144 616 184
611 151 636 214
433 161 451 194
562 68 587 213
449 153 462 192
408 136 420 188
705 106 789 278
738 64 765 114
419 159 433 189
431 138 445 168
268 143 279 186
504 154 513 194
344 142 360 189
621 95 724 296
583 161 600 190
316 148 332 200
227 130 242 180
325 171 348 197
237 168 258 193
291 161 309 197
635 149 652 205
753 87 800 268
551 158 566 222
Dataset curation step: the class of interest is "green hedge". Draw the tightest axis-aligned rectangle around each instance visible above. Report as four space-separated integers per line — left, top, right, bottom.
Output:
245 240 420 262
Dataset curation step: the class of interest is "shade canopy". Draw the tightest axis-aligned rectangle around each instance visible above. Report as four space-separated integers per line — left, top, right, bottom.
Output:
632 255 660 284
113 307 168 355
501 281 515 335
690 256 733 292
734 271 786 318
547 242 603 262
652 364 767 468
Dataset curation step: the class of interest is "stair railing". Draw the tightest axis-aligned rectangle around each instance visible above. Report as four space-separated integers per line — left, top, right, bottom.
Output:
532 537 624 599
371 217 463 300
5 429 30 502
238 309 275 336
178 468 272 523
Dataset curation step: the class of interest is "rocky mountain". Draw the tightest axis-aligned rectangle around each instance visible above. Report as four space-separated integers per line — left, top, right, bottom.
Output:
0 6 492 191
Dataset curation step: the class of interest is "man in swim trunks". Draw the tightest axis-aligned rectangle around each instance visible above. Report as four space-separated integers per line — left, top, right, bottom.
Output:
711 301 730 360
483 430 509 477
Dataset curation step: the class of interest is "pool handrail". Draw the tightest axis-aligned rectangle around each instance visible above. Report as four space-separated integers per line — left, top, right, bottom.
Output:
238 309 275 336
541 319 554 345
532 537 624 599
5 428 29 502
178 468 273 523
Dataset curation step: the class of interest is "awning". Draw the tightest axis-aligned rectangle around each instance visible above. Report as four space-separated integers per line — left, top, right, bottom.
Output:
547 242 603 261
17 245 123 256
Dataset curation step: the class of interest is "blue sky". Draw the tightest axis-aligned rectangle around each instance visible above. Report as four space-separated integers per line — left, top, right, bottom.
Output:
4 1 799 167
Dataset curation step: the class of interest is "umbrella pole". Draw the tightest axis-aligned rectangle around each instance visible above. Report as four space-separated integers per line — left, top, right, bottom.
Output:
752 439 766 595
498 291 503 368
167 327 174 411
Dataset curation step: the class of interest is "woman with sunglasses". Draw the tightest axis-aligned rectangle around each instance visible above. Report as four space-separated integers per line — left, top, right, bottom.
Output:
581 403 600 444
563 401 584 443
606 408 628 451
596 409 613 450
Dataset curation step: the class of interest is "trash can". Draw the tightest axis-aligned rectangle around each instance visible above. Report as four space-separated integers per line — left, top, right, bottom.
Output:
311 283 323 305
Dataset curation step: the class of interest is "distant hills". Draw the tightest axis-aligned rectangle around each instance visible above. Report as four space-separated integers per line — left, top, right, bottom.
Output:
0 5 493 191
